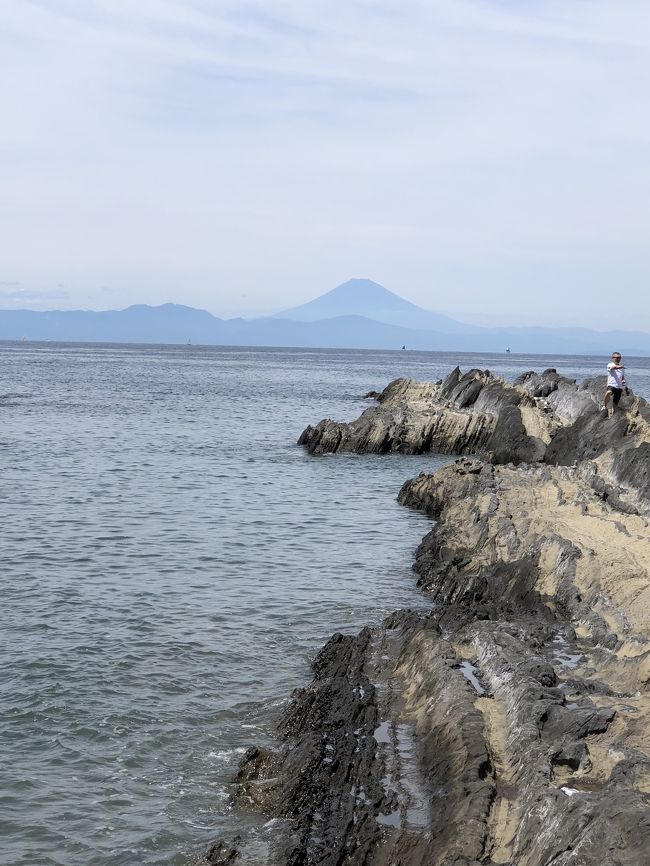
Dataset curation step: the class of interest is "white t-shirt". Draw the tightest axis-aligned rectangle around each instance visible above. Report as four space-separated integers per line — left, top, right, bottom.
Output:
607 362 625 389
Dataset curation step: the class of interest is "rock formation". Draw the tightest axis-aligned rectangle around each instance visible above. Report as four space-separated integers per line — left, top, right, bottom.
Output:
208 369 650 865
298 368 650 504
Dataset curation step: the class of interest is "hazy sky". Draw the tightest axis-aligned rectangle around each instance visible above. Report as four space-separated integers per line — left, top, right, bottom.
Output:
2 1 650 329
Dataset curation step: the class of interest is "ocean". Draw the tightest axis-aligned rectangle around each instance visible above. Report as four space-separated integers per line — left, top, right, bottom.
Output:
2 344 648 866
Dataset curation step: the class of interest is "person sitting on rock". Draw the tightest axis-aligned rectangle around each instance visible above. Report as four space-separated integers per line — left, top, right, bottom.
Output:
602 351 627 415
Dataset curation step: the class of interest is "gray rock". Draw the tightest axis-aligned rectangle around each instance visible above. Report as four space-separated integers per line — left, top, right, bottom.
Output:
210 369 650 865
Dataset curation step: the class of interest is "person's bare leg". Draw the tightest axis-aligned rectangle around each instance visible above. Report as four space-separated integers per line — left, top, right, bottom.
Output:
603 389 611 414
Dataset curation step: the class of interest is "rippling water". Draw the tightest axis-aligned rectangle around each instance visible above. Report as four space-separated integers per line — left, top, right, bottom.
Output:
1 344 648 866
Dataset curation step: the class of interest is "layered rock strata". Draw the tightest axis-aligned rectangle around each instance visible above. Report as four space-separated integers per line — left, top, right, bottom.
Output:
298 368 650 510
208 370 650 866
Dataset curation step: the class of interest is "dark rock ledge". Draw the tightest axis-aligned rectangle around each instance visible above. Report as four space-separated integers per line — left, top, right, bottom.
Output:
206 370 650 866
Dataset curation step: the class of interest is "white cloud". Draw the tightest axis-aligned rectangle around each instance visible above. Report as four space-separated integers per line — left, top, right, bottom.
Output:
1 0 649 328
0 284 68 307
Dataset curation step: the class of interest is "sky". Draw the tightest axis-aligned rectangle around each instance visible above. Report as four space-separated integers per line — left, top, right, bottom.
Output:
1 0 650 329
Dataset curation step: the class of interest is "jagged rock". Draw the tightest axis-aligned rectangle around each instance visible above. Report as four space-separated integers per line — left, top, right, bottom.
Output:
515 368 576 398
205 838 241 865
211 369 650 866
298 370 650 510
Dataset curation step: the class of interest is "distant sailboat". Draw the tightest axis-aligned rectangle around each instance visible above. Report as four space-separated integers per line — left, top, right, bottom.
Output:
401 344 406 350
505 347 511 353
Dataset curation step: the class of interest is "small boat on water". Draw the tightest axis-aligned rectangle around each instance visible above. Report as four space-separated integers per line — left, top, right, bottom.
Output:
505 347 511 353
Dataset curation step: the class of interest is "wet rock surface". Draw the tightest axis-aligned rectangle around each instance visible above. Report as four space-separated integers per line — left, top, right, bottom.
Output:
210 370 650 865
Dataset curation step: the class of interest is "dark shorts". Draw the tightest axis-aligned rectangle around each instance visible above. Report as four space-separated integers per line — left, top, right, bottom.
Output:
607 386 623 405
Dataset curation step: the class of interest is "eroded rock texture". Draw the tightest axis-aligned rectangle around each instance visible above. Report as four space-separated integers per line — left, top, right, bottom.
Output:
298 369 650 502
209 370 650 866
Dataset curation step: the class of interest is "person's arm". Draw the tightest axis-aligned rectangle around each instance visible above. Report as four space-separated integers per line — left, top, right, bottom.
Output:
610 362 629 388
608 362 627 388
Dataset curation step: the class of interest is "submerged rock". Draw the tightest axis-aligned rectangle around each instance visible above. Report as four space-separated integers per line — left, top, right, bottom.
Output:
205 838 241 865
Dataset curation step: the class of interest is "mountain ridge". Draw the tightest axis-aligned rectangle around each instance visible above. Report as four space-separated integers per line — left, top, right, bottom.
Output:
1 279 648 355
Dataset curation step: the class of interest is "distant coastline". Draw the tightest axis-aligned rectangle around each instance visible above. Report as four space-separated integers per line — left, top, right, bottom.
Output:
2 279 650 355
1 311 649 356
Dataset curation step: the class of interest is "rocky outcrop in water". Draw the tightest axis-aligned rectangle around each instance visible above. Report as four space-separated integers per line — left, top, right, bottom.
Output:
298 369 650 503
208 369 650 866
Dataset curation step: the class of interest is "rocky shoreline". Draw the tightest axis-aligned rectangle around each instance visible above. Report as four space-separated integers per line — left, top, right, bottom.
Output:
208 368 650 866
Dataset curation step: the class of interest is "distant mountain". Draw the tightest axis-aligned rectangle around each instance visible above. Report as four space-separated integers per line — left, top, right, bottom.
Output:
1 280 648 355
0 306 460 350
0 303 222 344
277 278 474 333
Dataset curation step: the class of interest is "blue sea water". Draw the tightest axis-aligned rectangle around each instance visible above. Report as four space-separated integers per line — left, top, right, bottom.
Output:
1 344 648 866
